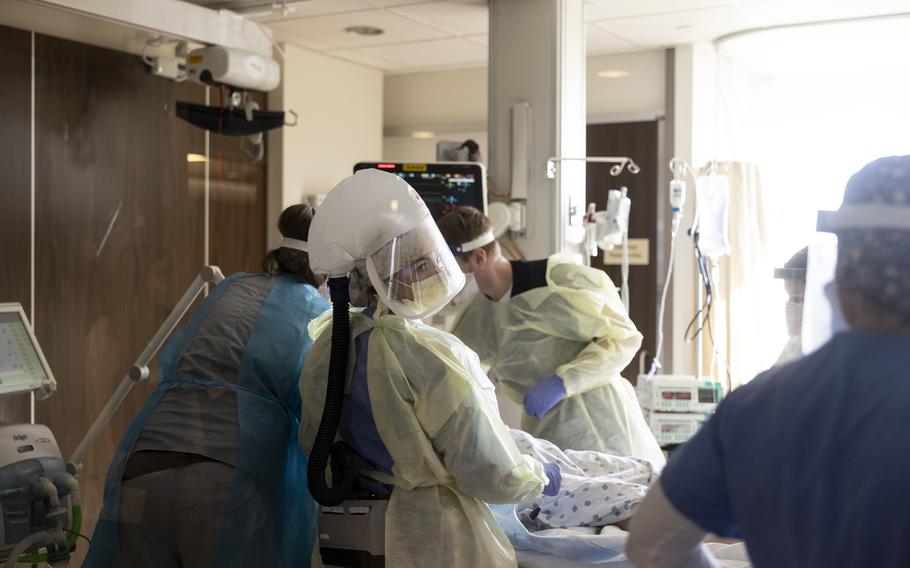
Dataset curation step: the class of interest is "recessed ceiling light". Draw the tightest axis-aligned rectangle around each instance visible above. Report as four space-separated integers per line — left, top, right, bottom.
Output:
597 69 630 79
675 24 694 30
344 25 384 37
411 131 435 139
186 153 207 163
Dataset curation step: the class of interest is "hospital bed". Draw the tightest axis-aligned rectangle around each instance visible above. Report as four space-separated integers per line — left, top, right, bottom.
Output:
516 541 752 568
517 549 632 568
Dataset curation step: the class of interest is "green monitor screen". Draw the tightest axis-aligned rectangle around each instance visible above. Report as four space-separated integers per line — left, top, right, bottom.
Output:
0 307 53 395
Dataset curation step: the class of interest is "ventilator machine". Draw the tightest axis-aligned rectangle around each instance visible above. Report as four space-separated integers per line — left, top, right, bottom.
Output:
0 304 81 567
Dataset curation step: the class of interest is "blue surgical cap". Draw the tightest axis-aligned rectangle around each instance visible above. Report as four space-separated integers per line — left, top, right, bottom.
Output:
836 155 910 318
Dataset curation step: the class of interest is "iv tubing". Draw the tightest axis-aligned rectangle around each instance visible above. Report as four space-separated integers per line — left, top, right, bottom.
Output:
649 214 681 375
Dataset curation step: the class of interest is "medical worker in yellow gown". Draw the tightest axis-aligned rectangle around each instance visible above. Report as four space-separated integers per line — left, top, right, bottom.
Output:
300 169 562 568
438 206 664 468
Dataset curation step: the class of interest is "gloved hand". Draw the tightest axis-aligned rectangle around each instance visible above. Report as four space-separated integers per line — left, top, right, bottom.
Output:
541 462 562 496
523 376 566 418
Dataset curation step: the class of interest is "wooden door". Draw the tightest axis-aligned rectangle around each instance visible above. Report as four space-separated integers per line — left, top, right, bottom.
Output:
586 120 661 384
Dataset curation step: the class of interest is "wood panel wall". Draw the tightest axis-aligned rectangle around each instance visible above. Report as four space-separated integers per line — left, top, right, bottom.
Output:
210 91 268 275
0 26 269 564
587 121 660 384
34 34 207 561
0 27 33 423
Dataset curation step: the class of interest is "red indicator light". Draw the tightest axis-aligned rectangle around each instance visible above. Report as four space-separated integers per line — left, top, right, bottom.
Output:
377 163 396 169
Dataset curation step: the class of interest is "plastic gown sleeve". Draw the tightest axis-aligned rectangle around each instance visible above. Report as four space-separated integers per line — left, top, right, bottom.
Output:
546 261 643 397
557 333 641 397
433 395 547 503
392 320 547 502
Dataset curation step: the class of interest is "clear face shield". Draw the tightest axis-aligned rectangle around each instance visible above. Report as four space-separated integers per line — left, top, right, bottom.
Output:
774 267 806 338
802 204 910 353
801 232 844 355
366 217 466 319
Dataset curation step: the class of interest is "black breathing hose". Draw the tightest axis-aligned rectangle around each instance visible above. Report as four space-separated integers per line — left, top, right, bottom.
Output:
307 276 356 506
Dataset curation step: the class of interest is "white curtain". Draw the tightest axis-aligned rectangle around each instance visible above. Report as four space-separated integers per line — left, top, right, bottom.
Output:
699 161 776 389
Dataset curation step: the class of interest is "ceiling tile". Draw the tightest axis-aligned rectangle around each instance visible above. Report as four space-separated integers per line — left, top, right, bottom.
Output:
269 8 449 49
586 22 639 54
258 0 375 22
363 0 447 7
597 5 759 47
271 28 337 51
334 37 487 70
391 0 488 36
326 49 406 71
584 0 735 21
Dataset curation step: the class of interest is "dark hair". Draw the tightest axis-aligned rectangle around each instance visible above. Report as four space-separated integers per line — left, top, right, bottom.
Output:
437 206 496 260
784 247 808 271
263 204 320 286
774 247 808 282
460 139 481 161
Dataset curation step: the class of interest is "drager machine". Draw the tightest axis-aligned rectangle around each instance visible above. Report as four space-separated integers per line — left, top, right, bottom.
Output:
0 304 81 567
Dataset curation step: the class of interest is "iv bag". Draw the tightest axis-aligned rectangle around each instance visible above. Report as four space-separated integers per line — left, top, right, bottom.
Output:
597 189 631 250
583 190 631 258
695 174 732 258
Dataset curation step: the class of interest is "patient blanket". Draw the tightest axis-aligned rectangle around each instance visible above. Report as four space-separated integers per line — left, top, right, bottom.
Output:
510 429 653 529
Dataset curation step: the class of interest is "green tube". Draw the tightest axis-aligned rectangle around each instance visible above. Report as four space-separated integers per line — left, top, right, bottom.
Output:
15 504 82 565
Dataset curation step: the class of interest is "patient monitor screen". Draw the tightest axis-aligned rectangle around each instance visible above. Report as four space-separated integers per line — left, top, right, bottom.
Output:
354 162 486 220
0 312 49 390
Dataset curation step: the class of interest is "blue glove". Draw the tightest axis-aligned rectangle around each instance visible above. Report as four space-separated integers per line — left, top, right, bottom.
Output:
541 462 562 496
523 376 566 418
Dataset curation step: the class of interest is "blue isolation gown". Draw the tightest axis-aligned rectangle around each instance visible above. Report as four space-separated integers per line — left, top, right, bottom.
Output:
85 273 329 567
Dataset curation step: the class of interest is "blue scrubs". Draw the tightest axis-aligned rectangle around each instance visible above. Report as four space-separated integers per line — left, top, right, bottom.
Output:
338 309 395 493
86 273 329 568
660 330 910 568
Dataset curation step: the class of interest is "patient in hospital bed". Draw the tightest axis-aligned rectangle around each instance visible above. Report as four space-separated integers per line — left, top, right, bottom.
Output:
488 429 654 565
503 430 752 567
510 429 654 530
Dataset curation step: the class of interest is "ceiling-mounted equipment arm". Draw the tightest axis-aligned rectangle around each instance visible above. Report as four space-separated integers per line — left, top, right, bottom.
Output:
66 266 225 475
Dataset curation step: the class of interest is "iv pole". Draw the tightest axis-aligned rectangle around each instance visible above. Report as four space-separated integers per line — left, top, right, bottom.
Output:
545 155 640 247
545 156 641 178
546 156 640 304
67 266 225 475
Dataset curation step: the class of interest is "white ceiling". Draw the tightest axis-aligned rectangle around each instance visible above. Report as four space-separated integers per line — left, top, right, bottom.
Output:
721 13 910 76
246 0 910 74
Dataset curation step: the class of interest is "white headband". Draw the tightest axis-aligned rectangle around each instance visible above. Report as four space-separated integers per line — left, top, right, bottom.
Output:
818 206 910 232
280 237 309 252
451 230 495 255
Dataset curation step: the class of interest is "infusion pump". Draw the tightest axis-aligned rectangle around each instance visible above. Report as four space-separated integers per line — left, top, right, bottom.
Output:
637 374 722 413
637 375 723 447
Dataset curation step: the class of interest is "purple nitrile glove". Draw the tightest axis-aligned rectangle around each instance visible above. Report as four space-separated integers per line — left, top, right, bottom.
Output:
523 376 566 418
541 462 562 496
